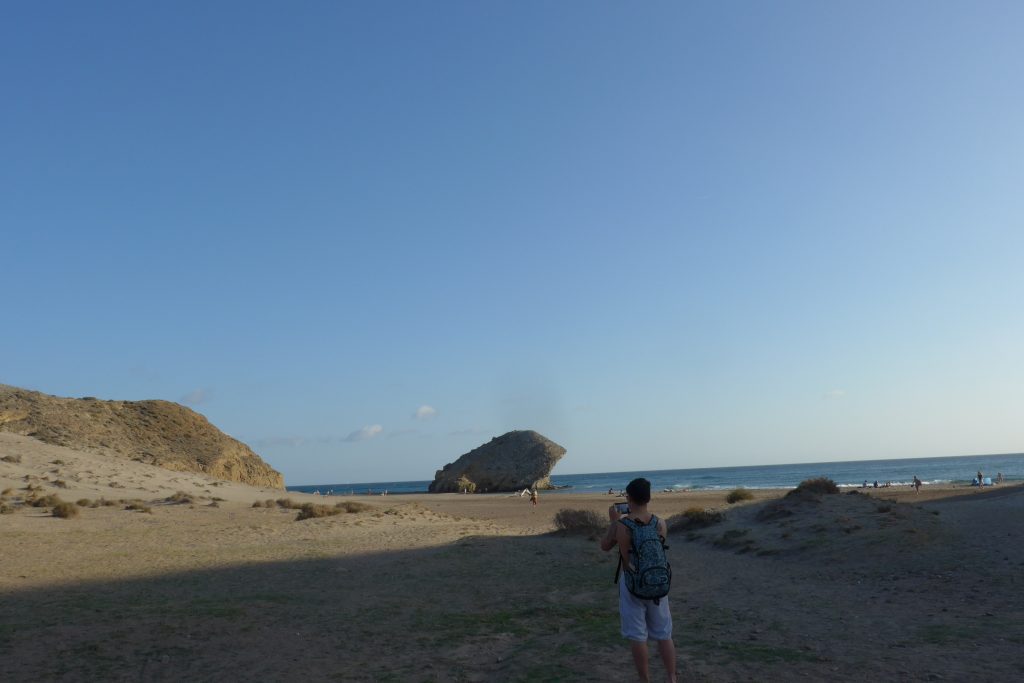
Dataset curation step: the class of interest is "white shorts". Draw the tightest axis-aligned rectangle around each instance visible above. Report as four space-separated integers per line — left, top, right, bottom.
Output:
618 577 672 642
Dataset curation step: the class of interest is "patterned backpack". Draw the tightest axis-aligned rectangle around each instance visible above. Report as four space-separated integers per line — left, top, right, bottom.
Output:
617 515 671 603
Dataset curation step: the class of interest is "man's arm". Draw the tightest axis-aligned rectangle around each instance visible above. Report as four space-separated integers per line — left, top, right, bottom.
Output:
600 504 623 552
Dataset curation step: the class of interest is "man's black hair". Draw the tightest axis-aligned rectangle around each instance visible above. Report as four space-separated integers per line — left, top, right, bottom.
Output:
625 477 651 505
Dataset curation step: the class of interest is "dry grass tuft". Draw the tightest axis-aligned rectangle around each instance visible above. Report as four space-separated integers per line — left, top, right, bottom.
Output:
276 498 301 509
52 502 79 519
51 479 68 488
726 488 755 504
0 502 14 514
1 454 22 464
787 477 839 498
76 498 92 507
553 508 606 535
334 501 373 513
296 503 343 521
667 507 724 532
30 494 63 508
124 501 152 513
1 487 13 497
164 491 194 505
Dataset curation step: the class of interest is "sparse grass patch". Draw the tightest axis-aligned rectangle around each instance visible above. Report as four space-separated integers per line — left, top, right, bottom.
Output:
76 498 92 507
1 454 22 464
276 498 300 509
726 488 755 504
90 498 118 508
124 501 152 513
553 508 605 535
251 500 264 507
335 501 373 513
0 502 13 514
52 502 79 519
52 479 68 488
296 503 342 521
1 487 13 496
668 507 724 532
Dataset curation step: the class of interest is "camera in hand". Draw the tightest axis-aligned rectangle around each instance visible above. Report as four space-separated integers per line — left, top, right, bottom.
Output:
614 502 630 515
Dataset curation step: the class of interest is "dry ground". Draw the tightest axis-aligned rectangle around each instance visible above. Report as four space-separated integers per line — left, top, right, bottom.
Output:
2 434 1022 681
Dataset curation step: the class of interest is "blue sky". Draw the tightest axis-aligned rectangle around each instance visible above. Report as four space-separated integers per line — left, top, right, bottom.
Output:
4 2 1022 485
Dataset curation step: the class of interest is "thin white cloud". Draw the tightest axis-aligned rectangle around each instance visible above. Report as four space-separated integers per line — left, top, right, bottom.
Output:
823 389 847 400
414 405 437 420
180 388 210 406
345 424 383 442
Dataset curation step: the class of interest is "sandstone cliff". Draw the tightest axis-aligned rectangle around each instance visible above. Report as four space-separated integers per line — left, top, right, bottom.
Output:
429 430 565 493
0 384 284 488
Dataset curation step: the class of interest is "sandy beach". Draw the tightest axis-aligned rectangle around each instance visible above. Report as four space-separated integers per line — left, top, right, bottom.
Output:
2 432 1022 682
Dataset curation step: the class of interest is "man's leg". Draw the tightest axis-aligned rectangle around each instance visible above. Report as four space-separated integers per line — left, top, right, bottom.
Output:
630 641 650 682
657 638 677 682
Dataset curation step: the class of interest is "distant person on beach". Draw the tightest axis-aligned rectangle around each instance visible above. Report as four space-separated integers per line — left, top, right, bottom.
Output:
600 477 677 683
913 476 921 493
997 472 1003 484
529 489 538 507
977 470 984 486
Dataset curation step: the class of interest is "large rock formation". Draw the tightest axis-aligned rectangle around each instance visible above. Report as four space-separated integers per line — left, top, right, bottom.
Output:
0 384 284 489
429 430 565 493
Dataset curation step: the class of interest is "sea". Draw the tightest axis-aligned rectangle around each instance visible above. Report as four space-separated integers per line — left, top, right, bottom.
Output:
288 451 1024 496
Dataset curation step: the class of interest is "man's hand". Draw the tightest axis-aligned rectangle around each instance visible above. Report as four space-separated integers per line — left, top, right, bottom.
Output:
608 504 624 522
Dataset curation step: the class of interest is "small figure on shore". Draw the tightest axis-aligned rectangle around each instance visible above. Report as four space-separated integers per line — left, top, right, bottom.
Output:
862 480 868 489
530 488 539 507
608 488 615 495
913 476 921 494
873 481 879 488
977 470 984 487
997 472 1004 484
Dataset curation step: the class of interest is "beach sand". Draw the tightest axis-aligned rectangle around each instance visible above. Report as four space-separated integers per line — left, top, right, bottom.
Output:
2 432 1022 681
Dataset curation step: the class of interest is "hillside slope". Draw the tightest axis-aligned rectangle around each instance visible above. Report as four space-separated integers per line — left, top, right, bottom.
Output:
0 384 283 488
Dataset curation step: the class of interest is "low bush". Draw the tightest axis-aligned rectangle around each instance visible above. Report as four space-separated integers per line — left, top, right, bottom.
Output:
726 488 755 504
52 502 79 519
124 501 152 513
553 508 606 535
52 480 68 488
76 498 93 507
1 454 22 464
296 503 342 521
90 498 118 508
667 507 724 532
264 499 276 508
0 502 13 514
251 500 264 507
334 501 373 513
787 477 839 497
1 487 13 497
276 498 300 509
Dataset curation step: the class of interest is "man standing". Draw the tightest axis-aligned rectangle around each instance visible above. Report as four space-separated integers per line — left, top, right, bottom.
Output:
600 477 677 683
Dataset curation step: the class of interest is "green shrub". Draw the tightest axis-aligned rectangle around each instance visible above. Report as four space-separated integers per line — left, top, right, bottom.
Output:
667 507 724 532
52 502 79 519
726 488 755 504
456 475 476 493
296 503 342 521
553 508 606 535
787 477 839 498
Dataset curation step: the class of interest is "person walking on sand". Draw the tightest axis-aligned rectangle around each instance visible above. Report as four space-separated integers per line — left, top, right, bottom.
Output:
977 470 984 487
529 488 539 508
913 476 921 494
600 477 677 683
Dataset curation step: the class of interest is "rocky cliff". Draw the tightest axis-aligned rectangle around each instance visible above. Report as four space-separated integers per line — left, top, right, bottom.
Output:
429 430 566 493
0 384 284 489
